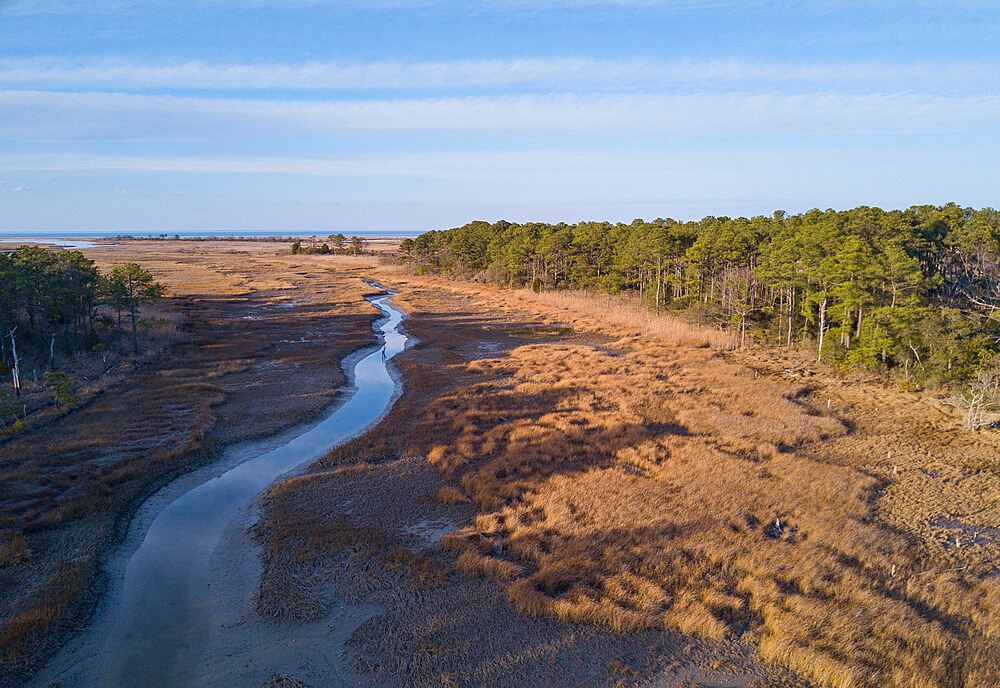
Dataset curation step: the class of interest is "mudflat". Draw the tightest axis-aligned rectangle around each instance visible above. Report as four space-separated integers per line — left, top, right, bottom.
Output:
29 289 408 688
4 241 999 688
0 241 383 685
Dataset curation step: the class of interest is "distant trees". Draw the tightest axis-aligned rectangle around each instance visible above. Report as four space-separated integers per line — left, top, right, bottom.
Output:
290 235 367 256
1 246 100 368
405 204 1000 386
105 263 166 355
0 246 166 379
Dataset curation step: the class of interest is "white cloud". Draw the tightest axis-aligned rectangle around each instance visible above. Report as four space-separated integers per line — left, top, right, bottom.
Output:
0 1 788 17
2 0 990 15
0 56 995 92
5 144 996 232
2 89 998 140
2 143 990 183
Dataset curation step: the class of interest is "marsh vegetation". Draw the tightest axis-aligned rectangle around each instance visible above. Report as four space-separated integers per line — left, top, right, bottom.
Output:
259 268 999 688
0 243 381 685
4 241 997 688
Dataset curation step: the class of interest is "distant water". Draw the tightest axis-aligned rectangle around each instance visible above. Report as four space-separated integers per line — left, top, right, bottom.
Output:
0 229 424 239
0 238 111 250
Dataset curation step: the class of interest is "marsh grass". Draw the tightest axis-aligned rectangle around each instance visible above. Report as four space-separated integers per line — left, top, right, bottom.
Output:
254 466 453 621
353 273 1000 688
0 244 380 684
507 325 575 338
514 288 737 350
0 558 87 673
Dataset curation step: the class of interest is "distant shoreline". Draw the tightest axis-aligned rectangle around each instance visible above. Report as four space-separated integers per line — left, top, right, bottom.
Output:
0 231 423 241
0 235 407 253
96 235 409 243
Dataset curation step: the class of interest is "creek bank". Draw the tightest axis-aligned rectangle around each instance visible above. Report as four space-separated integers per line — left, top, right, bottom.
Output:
29 291 409 688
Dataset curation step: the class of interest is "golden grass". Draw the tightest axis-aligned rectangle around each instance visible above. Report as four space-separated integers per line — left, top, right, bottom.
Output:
435 486 470 504
0 243 383 683
516 288 737 350
354 270 1000 688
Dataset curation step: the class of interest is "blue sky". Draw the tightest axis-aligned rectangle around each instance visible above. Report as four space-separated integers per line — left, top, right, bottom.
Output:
1 1 998 234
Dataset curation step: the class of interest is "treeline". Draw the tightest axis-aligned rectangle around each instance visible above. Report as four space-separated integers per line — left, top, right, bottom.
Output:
291 234 367 255
0 246 164 386
401 204 1000 384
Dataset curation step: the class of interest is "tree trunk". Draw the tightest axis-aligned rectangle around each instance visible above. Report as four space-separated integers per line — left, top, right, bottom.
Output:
655 256 662 313
786 288 794 348
131 302 139 355
777 288 784 346
817 297 827 362
9 329 20 397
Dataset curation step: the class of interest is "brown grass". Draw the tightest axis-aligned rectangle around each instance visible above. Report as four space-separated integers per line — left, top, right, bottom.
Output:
435 486 470 504
0 558 87 675
518 288 737 350
0 242 384 685
253 462 457 621
344 269 1000 688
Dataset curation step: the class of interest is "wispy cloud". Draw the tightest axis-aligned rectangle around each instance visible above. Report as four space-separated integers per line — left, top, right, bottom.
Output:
0 1 792 17
3 143 992 183
2 0 991 15
1 56 995 92
6 145 995 231
3 89 998 139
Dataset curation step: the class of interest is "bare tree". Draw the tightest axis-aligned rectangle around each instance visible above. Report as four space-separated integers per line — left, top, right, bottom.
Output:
7 327 20 397
944 371 1000 430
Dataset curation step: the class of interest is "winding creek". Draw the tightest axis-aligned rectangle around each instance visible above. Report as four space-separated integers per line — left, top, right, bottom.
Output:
32 289 409 688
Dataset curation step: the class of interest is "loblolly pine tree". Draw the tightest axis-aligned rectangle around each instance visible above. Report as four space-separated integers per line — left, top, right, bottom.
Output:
107 263 165 356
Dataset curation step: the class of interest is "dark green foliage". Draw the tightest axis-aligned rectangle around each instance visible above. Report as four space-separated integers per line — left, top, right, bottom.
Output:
106 263 166 355
409 204 1000 385
289 235 366 256
1 246 100 370
0 246 164 373
42 372 74 409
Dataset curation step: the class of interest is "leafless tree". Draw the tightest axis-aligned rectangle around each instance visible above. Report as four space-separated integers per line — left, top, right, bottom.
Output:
7 327 20 397
944 371 1000 430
